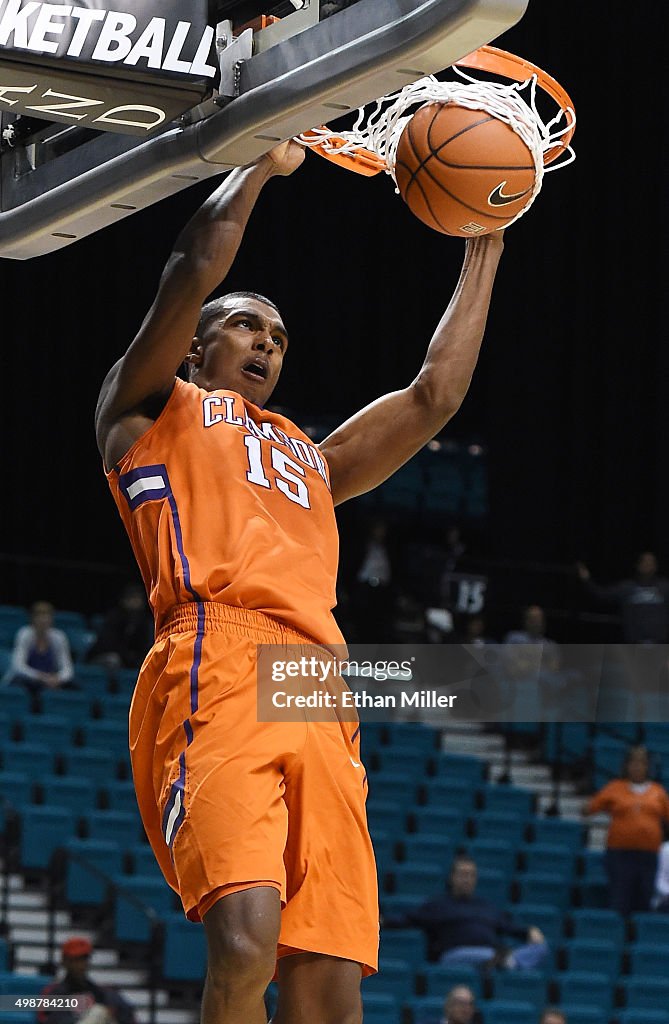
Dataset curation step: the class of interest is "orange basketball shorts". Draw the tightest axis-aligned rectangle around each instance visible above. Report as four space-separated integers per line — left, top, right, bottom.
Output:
129 602 379 975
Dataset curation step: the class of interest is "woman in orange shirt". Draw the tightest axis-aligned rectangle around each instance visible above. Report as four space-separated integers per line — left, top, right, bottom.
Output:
584 745 669 915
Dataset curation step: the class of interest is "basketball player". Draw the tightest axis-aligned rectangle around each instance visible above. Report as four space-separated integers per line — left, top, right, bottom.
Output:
95 140 504 1024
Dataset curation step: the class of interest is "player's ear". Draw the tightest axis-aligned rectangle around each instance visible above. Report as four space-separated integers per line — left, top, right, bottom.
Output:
186 338 204 367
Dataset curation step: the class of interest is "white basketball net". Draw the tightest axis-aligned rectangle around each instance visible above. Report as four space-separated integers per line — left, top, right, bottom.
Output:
300 69 576 229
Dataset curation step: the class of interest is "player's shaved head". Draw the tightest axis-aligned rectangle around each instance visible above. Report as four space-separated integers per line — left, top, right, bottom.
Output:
196 292 282 339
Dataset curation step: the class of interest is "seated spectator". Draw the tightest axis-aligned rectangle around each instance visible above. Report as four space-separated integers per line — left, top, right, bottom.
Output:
540 1011 566 1024
442 984 481 1024
583 745 669 915
383 855 549 969
86 584 153 670
7 601 74 693
39 937 136 1024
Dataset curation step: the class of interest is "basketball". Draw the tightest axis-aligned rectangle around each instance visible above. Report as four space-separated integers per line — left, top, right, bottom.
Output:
394 102 538 236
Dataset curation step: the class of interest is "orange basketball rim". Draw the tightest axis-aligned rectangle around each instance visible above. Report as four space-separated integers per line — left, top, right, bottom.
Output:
301 45 576 177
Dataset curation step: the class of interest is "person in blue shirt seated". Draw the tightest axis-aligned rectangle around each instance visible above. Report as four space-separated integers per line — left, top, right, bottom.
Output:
383 855 549 969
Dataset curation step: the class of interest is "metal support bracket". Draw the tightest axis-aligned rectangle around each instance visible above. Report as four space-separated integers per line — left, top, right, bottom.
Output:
0 0 529 259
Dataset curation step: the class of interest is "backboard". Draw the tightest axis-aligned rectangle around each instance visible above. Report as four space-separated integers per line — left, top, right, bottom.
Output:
0 0 529 259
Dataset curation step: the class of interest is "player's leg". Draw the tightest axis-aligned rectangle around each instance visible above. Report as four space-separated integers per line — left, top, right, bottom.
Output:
202 887 281 1024
273 953 363 1024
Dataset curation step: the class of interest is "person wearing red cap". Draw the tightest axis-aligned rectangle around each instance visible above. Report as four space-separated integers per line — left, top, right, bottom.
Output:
38 938 136 1024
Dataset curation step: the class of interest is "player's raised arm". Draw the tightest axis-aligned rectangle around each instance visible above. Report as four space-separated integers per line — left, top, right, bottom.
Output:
320 231 504 506
95 142 305 451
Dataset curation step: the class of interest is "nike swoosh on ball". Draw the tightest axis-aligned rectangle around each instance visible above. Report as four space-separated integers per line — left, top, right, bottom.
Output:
488 182 531 206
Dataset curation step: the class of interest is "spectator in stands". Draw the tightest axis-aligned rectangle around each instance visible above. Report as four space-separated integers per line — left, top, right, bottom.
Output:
540 1011 566 1024
503 605 560 672
383 855 549 969
351 519 396 641
577 552 669 643
442 984 480 1024
6 601 74 693
86 584 153 670
38 937 136 1024
583 745 669 915
460 614 494 646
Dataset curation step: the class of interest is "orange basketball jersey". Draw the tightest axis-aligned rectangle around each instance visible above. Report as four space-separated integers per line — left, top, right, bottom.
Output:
106 378 344 646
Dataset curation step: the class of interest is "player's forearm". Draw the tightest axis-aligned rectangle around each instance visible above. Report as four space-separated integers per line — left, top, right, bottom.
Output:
172 156 275 298
412 233 504 425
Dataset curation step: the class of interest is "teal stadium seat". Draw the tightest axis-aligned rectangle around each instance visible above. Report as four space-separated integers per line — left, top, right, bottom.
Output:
65 748 117 784
366 799 406 835
0 771 31 829
128 844 163 879
401 833 455 866
3 743 53 780
378 929 427 970
434 753 485 785
75 665 113 699
390 861 443 897
65 838 123 905
0 689 31 722
82 720 129 749
367 773 419 809
86 810 143 846
465 839 515 875
521 842 575 879
423 779 476 814
53 610 87 630
570 908 625 944
95 692 132 716
21 806 75 869
40 690 92 720
558 1008 607 1024
104 780 139 813
371 829 394 872
64 627 95 661
373 746 429 776
114 875 174 943
0 938 7 970
162 913 207 981
531 817 585 852
516 872 570 911
618 1012 669 1024
563 939 622 981
385 723 438 754
474 868 509 905
423 964 482 997
19 714 73 750
0 713 10 744
556 972 612 1012
482 999 536 1024
623 978 669 1011
410 806 469 839
362 958 413 1000
627 941 669 978
632 912 669 945
474 812 526 844
491 971 547 1009
405 995 448 1024
578 850 609 908
362 993 401 1024
481 784 535 818
507 903 563 947
40 775 98 815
